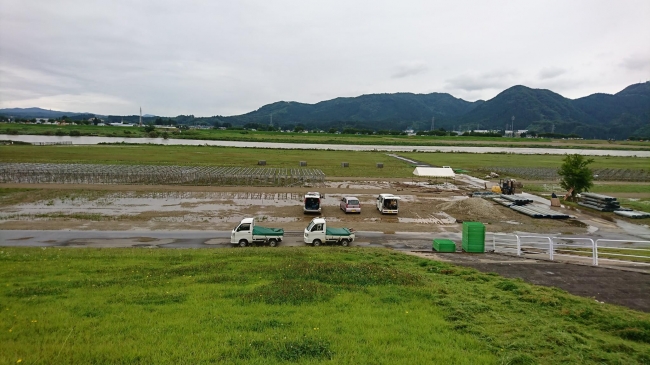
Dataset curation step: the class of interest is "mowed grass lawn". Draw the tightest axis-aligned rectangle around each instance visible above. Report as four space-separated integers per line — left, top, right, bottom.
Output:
1 145 649 178
1 248 649 364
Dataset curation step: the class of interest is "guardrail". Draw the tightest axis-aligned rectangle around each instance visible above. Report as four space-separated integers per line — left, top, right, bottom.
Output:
488 233 649 267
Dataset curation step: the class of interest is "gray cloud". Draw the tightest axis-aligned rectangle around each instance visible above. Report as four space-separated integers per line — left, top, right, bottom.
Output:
1 1 649 115
391 61 429 78
620 54 650 71
538 67 567 80
445 70 518 92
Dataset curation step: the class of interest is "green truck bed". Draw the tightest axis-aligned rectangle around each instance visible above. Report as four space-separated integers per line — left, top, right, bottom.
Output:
253 226 284 236
326 227 352 236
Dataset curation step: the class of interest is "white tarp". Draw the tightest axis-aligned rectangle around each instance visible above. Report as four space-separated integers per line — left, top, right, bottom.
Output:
413 167 456 178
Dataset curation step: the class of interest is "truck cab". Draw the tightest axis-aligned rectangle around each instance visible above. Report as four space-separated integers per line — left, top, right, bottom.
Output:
304 192 323 214
376 193 401 214
303 218 355 246
231 218 284 247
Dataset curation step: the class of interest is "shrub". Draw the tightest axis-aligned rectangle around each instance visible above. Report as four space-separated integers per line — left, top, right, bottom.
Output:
54 129 67 136
69 130 81 136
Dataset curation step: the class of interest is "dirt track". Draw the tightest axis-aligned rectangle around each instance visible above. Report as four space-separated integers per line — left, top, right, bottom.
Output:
408 252 650 312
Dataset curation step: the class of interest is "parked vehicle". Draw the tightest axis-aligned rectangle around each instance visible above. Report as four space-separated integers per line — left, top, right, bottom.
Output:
231 218 284 247
304 192 323 214
340 196 361 213
376 193 401 214
303 218 355 246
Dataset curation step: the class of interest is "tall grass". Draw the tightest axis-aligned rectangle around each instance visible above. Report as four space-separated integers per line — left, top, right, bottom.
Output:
1 247 648 364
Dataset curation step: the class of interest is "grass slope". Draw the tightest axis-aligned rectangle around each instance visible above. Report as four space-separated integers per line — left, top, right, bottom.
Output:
1 248 649 364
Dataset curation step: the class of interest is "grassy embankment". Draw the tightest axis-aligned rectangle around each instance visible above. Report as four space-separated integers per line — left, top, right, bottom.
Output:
1 247 649 364
2 122 650 150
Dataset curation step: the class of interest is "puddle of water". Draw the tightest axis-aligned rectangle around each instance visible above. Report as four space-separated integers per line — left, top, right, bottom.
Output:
324 181 392 190
398 212 456 225
0 191 305 218
399 182 459 190
504 221 522 225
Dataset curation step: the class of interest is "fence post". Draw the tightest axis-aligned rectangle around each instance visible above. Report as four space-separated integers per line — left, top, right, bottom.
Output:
548 237 554 261
592 239 598 266
516 235 521 256
493 234 496 252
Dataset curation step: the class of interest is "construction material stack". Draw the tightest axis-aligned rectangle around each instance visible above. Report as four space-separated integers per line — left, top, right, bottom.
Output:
578 193 621 212
462 222 485 253
433 239 456 252
492 194 570 219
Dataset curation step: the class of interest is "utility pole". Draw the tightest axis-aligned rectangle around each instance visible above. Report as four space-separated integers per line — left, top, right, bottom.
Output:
511 116 515 137
139 107 142 127
430 117 435 131
270 114 273 128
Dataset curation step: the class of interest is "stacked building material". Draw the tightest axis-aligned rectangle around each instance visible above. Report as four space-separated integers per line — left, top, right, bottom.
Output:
510 205 570 219
471 191 499 198
499 194 534 205
614 210 650 219
462 222 485 253
491 194 570 219
578 193 621 212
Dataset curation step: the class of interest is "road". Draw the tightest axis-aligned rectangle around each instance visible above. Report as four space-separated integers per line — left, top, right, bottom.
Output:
0 230 436 249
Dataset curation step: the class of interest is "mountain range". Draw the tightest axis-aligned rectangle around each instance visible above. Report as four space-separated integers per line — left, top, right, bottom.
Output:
2 82 649 138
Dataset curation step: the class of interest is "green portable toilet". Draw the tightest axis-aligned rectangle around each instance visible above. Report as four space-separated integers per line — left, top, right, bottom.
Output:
462 222 485 253
433 239 456 252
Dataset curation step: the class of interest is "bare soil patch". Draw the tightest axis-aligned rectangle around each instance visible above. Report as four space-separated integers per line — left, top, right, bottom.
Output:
0 180 591 235
408 251 650 312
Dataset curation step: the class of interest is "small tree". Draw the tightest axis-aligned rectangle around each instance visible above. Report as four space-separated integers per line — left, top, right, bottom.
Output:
558 154 594 200
143 123 156 133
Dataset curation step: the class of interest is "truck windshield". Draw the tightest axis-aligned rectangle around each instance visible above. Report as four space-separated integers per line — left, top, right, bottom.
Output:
306 221 315 231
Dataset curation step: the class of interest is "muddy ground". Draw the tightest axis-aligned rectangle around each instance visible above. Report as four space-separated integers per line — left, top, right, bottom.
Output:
0 179 598 235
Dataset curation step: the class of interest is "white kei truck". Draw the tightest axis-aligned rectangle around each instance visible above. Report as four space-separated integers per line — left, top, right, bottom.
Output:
231 218 284 247
376 193 401 214
303 218 355 246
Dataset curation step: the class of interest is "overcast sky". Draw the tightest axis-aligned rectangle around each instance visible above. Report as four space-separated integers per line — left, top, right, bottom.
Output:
1 0 649 117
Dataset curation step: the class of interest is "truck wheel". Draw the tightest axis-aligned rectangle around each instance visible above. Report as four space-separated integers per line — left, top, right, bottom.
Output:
312 239 322 247
341 239 350 247
238 239 248 247
268 239 278 247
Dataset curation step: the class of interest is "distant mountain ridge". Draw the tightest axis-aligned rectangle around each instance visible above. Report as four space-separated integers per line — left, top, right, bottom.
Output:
2 82 648 138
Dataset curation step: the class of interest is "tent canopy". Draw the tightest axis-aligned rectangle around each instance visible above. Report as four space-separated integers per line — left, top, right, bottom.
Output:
413 167 456 178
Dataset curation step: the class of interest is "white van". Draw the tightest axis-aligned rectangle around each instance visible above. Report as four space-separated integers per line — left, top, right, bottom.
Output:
376 193 401 214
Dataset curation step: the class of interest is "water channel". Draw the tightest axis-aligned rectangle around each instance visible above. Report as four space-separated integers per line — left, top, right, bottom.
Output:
2 134 650 157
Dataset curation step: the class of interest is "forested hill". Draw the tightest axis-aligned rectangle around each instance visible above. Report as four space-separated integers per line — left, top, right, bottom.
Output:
2 82 649 138
220 82 649 138
221 92 480 132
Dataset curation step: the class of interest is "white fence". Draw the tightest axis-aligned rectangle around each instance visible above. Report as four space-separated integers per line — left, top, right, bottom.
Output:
488 233 649 267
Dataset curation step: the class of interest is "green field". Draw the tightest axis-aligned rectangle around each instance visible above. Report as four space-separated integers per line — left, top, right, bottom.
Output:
2 145 649 179
3 122 650 150
1 247 648 364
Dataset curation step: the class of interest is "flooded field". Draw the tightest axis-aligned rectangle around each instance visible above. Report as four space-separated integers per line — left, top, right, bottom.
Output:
0 180 597 235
